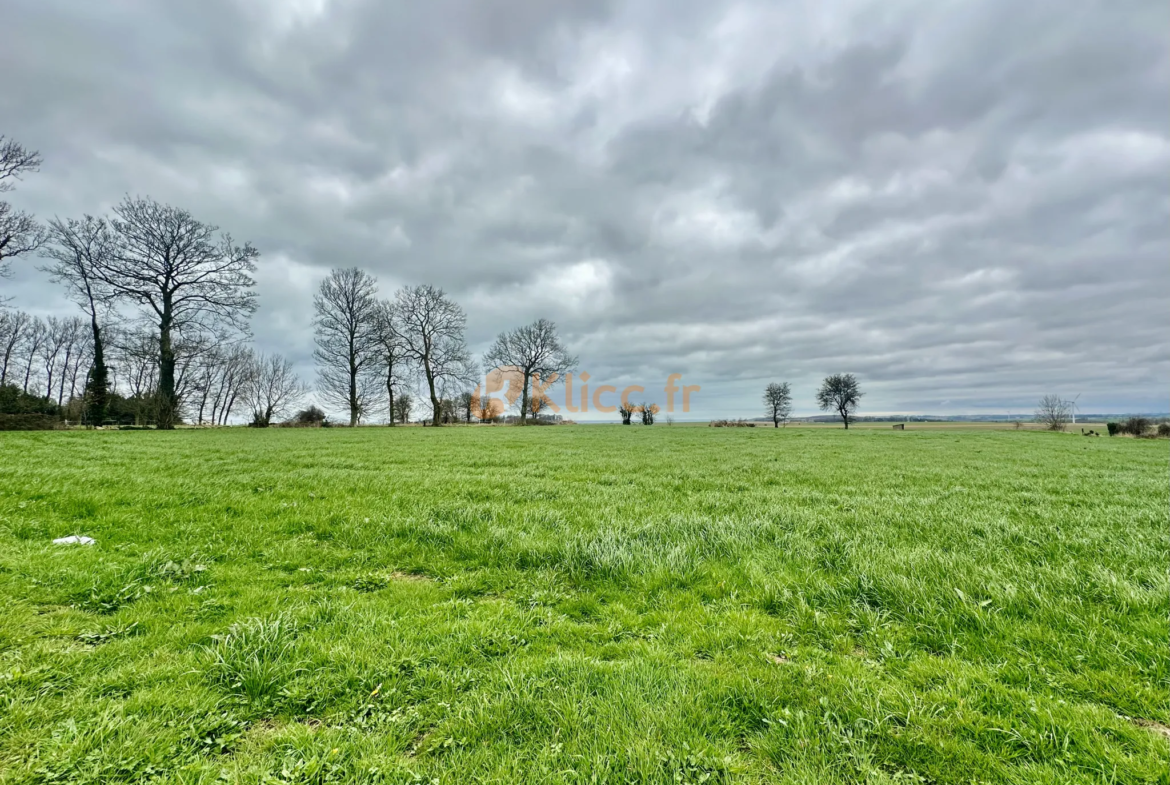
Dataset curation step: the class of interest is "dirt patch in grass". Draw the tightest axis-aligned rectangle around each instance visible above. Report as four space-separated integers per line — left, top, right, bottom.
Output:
1132 718 1170 742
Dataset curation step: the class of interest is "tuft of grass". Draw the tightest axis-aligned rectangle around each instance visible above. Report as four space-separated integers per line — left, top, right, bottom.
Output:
204 614 302 705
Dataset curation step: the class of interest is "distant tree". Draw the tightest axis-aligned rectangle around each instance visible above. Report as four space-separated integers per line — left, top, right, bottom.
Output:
245 353 306 427
472 392 502 423
1105 421 1119 437
1157 423 1170 438
373 301 408 426
313 268 381 427
439 397 458 424
619 402 635 425
816 374 864 429
763 382 793 427
483 318 577 425
527 394 550 421
457 390 474 424
0 136 46 284
392 392 413 424
85 197 259 428
1035 394 1071 432
40 216 117 424
389 285 475 426
640 402 660 425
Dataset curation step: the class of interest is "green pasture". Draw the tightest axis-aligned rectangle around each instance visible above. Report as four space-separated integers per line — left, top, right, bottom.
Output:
0 427 1165 784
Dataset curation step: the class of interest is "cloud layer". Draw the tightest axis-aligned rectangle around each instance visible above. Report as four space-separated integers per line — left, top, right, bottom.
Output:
3 0 1167 418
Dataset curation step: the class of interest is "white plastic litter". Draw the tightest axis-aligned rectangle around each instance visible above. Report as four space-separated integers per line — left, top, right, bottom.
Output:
53 535 95 545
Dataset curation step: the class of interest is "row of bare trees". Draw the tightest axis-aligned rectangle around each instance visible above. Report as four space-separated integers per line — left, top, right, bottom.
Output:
312 268 578 427
0 312 92 404
9 132 586 428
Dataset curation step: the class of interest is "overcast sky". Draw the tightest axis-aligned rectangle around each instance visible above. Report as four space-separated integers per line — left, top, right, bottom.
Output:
2 0 1167 419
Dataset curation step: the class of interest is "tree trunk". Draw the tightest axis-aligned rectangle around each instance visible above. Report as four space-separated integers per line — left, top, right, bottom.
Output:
386 361 395 427
348 360 359 427
426 370 440 427
157 301 177 429
520 372 531 424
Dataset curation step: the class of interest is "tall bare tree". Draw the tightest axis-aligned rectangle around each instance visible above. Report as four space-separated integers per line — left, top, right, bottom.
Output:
244 353 306 427
41 216 117 423
84 197 259 428
763 382 793 427
313 268 381 426
1035 394 1072 432
0 136 46 284
816 374 863 429
389 285 474 427
483 318 577 425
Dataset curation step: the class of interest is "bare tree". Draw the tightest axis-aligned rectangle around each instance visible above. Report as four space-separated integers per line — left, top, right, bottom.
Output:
816 374 863 429
1035 394 1072 432
18 317 46 393
389 285 475 426
245 353 306 427
483 318 577 425
374 301 410 426
207 345 253 425
472 392 502 423
619 401 635 425
84 196 259 428
763 382 793 427
640 402 660 425
0 136 46 283
527 394 550 421
457 390 475 424
313 268 382 426
40 216 117 423
0 310 32 386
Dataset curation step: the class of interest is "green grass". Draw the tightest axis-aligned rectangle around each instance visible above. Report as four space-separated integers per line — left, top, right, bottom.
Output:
0 427 1166 784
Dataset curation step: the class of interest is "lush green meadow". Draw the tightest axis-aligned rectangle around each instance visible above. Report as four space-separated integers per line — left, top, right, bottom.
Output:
0 427 1166 784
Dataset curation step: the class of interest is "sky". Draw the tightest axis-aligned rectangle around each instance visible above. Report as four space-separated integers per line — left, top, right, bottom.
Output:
1 0 1167 420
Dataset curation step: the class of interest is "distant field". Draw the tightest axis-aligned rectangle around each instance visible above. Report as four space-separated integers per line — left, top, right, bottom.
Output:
0 427 1165 784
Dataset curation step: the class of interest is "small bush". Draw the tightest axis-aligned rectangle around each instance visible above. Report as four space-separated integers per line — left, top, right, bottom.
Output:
1157 423 1170 438
1123 417 1151 437
710 419 756 428
1106 422 1120 437
291 406 327 426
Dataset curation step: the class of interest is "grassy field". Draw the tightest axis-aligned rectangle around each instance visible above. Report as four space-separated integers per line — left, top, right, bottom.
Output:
0 427 1166 784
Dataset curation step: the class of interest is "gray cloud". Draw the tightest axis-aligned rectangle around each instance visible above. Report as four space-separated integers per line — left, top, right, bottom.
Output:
2 0 1167 418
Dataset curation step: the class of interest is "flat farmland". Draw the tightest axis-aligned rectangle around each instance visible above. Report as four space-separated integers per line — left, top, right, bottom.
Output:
0 427 1165 784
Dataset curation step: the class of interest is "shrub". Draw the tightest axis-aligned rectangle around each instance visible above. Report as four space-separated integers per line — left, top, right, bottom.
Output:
1157 423 1170 438
0 414 64 431
1123 417 1151 437
1106 422 1120 437
290 406 327 426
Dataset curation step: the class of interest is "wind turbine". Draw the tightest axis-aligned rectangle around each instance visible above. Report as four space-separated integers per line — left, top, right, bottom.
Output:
1070 393 1081 425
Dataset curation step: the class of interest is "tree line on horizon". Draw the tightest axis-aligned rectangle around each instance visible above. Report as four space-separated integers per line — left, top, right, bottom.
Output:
8 133 1084 434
